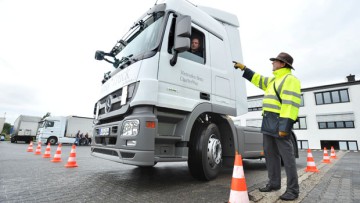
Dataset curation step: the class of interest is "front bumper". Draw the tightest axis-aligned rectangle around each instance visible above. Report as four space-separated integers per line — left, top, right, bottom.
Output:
91 147 155 166
91 106 157 166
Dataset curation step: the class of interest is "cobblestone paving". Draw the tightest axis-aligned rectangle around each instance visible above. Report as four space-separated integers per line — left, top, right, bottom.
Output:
301 152 360 203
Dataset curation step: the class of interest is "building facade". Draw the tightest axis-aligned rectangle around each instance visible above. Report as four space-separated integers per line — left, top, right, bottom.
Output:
238 75 359 150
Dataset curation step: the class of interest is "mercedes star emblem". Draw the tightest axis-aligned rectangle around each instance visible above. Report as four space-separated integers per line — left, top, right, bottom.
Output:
105 95 112 113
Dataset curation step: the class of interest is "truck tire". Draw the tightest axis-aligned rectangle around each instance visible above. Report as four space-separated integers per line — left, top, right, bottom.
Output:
47 137 57 145
11 136 17 143
188 123 222 181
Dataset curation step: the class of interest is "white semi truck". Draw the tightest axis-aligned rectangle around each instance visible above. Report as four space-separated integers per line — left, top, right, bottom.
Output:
37 116 93 145
11 115 41 143
91 0 298 180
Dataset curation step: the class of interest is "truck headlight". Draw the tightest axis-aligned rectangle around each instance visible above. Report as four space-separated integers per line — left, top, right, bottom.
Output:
121 119 139 136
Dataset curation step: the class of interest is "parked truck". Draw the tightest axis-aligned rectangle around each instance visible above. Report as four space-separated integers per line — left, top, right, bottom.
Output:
0 117 5 133
91 0 298 180
37 116 93 145
11 115 41 143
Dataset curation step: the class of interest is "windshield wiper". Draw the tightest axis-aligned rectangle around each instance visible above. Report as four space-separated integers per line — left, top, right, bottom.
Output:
110 40 127 56
130 20 145 30
99 54 137 84
113 54 136 69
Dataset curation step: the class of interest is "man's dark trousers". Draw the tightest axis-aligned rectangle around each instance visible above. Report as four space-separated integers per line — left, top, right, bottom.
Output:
263 133 299 195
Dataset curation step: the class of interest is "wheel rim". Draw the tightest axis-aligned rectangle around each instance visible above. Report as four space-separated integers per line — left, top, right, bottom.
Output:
207 134 222 168
50 138 56 145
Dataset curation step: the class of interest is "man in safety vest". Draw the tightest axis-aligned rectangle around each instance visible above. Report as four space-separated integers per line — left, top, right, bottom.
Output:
233 52 301 201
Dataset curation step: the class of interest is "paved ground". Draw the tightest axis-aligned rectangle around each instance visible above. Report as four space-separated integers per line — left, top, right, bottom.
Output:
249 150 360 203
0 141 358 202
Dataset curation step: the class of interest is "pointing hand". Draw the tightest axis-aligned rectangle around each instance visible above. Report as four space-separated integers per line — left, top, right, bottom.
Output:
233 61 246 71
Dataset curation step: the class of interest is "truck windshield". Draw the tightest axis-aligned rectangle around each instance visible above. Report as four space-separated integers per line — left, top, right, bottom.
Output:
112 11 165 60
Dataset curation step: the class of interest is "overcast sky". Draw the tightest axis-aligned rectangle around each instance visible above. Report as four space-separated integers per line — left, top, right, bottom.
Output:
1 0 360 125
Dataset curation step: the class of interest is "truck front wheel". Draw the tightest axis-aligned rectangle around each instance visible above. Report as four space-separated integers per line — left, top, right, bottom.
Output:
47 137 57 145
188 123 222 181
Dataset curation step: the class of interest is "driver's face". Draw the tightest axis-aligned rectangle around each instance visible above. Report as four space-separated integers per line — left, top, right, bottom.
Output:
191 38 200 51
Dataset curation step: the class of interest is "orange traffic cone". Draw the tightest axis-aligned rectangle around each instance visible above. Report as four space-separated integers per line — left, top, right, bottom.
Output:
27 141 34 152
322 147 331 163
65 144 78 168
330 146 337 159
228 152 249 203
51 143 63 162
42 143 51 158
304 149 319 172
34 141 42 155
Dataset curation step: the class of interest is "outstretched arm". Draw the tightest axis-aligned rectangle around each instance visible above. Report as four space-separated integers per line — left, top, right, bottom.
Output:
233 61 273 91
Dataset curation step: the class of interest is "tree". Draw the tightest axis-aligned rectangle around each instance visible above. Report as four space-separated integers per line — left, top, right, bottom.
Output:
2 122 11 135
42 112 51 120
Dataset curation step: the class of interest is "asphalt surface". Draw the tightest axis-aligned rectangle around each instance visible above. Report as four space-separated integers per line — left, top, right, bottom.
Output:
0 141 358 202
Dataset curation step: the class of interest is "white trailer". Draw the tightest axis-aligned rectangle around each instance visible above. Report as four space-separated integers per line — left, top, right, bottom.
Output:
37 116 93 145
0 117 5 133
11 115 41 143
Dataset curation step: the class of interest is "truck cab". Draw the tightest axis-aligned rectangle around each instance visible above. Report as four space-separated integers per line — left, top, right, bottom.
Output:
91 0 263 180
38 116 68 144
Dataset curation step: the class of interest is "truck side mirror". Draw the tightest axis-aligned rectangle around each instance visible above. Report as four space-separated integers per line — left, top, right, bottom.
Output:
95 50 105 61
170 15 191 66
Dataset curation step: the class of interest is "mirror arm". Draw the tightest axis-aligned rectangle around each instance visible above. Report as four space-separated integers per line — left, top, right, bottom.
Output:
170 51 178 66
104 58 114 65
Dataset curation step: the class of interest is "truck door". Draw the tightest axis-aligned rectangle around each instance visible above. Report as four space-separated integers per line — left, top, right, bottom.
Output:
208 34 236 115
158 14 211 111
44 120 61 138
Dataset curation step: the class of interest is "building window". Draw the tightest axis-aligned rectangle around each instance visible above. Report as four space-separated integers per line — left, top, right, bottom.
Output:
297 140 308 149
339 141 358 150
315 89 350 105
345 121 354 128
300 95 304 107
318 121 355 129
294 117 307 130
248 107 262 111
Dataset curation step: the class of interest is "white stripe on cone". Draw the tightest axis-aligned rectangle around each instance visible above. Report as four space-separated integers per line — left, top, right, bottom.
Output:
229 191 249 203
307 162 316 167
67 157 76 162
232 166 245 179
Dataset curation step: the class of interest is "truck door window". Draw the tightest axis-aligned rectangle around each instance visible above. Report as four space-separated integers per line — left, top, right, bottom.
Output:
45 121 54 128
168 25 205 64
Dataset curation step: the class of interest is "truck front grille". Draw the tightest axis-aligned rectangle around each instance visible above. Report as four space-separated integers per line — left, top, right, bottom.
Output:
97 83 136 116
95 137 117 145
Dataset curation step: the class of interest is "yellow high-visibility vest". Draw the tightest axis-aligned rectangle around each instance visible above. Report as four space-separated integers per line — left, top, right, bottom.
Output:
250 68 301 121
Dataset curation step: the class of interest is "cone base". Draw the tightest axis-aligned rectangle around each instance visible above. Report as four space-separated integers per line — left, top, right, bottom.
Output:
305 168 319 172
65 163 78 168
34 152 41 155
27 150 33 152
331 156 337 159
43 155 51 158
51 159 62 162
322 160 331 163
